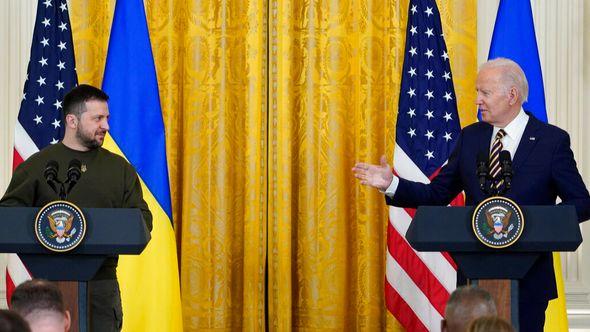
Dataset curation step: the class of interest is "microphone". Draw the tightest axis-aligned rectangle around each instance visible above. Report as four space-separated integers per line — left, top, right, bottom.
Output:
476 152 489 194
66 159 82 196
44 160 60 196
499 150 513 192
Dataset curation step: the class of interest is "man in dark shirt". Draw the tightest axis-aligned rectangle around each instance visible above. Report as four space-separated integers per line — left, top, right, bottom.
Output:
1 84 152 332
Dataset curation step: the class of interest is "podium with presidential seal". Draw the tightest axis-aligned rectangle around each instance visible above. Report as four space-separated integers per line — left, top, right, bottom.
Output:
405 197 582 330
0 203 151 332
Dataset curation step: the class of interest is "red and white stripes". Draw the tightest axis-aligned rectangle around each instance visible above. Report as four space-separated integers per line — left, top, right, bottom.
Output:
4 121 36 307
385 144 461 332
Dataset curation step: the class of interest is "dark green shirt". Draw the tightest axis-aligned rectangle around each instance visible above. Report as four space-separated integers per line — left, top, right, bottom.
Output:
0 142 152 279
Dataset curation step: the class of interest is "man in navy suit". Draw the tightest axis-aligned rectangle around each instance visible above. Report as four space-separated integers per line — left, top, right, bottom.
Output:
353 58 590 331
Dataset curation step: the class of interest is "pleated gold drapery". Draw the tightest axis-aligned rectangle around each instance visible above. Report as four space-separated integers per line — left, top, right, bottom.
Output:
70 0 476 330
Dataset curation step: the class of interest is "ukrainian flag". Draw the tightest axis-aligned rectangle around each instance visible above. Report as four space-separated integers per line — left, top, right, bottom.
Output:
101 0 182 330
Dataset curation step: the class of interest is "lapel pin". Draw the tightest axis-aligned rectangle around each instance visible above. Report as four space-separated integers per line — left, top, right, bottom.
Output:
529 137 536 141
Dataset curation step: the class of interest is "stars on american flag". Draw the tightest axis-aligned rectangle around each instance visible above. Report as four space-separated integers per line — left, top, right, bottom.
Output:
443 132 452 142
388 2 464 331
443 91 453 101
17 0 77 149
37 76 46 86
395 0 461 176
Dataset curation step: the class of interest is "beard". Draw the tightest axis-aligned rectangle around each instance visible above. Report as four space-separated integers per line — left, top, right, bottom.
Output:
75 126 105 150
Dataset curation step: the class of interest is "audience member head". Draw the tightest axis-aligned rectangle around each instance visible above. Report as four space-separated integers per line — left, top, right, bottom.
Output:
10 279 70 332
467 316 514 332
0 309 31 332
441 286 497 332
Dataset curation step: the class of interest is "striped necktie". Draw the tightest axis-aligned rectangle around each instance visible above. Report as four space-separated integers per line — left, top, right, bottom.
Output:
489 129 506 189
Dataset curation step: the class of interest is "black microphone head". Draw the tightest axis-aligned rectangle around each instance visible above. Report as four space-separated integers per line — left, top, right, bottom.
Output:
44 160 59 181
499 150 512 164
476 151 488 174
67 159 82 181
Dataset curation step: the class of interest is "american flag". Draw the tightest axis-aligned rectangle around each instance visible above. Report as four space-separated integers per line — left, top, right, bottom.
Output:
6 0 77 306
385 0 463 331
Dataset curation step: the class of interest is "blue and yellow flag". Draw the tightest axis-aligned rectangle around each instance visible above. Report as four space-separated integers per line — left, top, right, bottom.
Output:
488 1 567 331
101 0 182 330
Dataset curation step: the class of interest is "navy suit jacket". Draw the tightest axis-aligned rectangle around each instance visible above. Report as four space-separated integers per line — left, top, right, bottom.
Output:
387 114 590 302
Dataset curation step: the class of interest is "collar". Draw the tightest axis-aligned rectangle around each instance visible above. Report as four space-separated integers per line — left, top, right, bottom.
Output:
493 108 529 139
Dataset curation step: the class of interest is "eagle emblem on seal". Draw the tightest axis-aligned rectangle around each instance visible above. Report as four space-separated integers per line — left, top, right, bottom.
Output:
485 208 514 239
48 212 76 243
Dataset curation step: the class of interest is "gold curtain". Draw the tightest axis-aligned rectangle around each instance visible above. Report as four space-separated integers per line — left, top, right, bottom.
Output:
268 0 476 330
70 0 476 330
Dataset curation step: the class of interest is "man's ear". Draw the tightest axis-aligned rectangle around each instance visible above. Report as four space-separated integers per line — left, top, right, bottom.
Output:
64 310 71 331
65 114 77 129
508 86 519 106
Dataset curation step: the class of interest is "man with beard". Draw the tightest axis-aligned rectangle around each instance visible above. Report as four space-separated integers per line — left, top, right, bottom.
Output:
0 84 152 332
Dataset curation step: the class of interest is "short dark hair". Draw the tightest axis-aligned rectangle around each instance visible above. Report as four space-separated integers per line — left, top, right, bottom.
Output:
0 309 31 332
10 279 66 317
63 84 109 118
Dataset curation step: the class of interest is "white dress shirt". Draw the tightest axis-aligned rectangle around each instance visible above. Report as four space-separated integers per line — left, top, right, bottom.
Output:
384 109 529 196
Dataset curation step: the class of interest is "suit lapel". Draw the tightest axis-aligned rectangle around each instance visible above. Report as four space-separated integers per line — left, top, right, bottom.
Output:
512 115 541 172
478 123 493 154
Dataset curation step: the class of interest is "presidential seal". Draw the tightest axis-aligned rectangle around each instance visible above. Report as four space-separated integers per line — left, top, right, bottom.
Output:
472 196 524 249
35 201 86 252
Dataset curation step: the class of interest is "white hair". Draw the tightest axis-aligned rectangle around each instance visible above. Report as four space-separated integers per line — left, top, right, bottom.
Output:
480 58 529 103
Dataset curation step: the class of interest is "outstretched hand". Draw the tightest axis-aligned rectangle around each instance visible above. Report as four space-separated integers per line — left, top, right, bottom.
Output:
352 155 393 191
